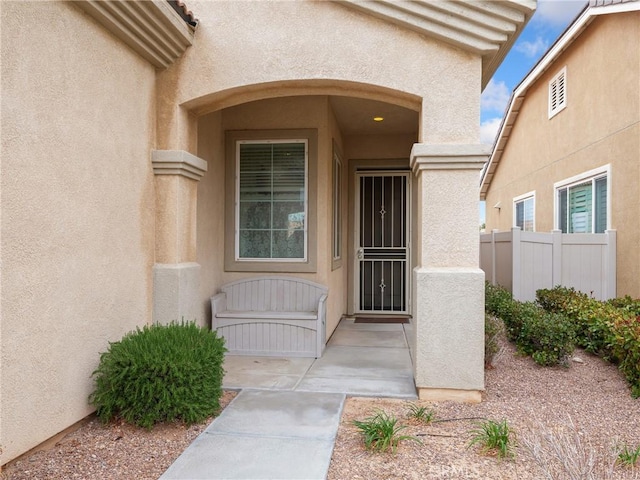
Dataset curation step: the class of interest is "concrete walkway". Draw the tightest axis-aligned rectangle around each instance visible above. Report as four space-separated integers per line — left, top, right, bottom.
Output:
160 318 416 480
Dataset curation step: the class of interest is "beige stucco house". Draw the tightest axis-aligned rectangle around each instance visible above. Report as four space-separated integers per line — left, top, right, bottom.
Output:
481 0 640 298
1 0 535 465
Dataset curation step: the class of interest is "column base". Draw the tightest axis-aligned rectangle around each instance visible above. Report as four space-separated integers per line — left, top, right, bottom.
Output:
418 387 482 404
153 262 201 326
412 267 485 394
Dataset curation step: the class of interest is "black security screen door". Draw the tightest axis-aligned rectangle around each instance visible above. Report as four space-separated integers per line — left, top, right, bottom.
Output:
356 173 409 313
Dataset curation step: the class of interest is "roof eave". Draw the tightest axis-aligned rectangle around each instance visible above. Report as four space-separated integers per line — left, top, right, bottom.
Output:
479 0 640 199
336 0 536 89
73 0 196 69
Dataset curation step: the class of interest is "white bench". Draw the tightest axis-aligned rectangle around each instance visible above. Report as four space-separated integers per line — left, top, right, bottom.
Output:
211 276 328 358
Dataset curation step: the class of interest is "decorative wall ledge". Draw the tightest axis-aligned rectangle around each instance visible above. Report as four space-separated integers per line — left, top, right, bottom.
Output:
152 150 207 181
410 144 491 172
74 0 195 69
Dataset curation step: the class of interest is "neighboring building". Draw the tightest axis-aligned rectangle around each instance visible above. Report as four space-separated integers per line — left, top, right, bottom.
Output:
481 0 640 297
1 0 534 464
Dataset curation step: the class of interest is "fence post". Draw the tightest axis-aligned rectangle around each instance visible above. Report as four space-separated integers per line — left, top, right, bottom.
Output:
491 229 498 285
551 229 562 287
511 227 521 300
604 230 617 299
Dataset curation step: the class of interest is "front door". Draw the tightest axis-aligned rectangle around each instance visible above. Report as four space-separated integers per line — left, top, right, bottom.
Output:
355 172 410 314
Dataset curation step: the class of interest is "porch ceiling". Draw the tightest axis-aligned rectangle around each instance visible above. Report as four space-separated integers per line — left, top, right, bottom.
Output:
329 96 419 136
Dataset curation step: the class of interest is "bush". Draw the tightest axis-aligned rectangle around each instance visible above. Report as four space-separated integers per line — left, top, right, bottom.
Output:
89 321 227 428
508 302 575 367
608 295 640 316
353 411 421 453
485 283 516 323
537 286 640 398
520 310 576 367
485 284 575 367
538 287 615 357
609 312 640 398
485 313 504 368
536 286 588 314
468 419 514 459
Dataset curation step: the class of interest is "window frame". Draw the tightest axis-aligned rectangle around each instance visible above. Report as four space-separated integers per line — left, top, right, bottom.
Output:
548 67 567 119
331 144 343 270
513 191 535 232
554 165 610 234
235 139 308 263
224 129 318 273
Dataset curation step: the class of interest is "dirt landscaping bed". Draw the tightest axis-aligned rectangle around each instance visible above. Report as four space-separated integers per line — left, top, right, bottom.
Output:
3 337 640 479
328 337 640 479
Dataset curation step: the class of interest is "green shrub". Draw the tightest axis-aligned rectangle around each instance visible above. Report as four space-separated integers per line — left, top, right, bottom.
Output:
608 296 640 316
537 286 640 398
485 314 504 368
507 301 539 343
406 403 435 424
609 312 640 398
353 411 421 453
617 442 640 467
468 419 514 459
486 284 575 367
485 282 516 322
515 304 575 367
538 286 615 357
536 286 588 314
89 321 227 428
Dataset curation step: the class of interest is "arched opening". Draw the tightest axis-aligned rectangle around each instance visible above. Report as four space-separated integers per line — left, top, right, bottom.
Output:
193 85 420 397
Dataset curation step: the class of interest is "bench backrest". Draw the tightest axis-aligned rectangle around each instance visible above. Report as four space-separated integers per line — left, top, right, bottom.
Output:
221 276 327 312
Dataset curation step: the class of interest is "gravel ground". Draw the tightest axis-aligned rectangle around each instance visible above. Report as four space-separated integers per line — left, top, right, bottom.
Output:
3 337 640 480
328 337 640 480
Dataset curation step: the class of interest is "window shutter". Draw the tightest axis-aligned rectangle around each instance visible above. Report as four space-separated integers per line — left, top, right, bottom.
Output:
556 71 566 108
550 80 558 111
549 68 567 118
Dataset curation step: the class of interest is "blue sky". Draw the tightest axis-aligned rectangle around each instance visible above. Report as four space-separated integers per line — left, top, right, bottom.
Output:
479 0 587 224
480 0 588 145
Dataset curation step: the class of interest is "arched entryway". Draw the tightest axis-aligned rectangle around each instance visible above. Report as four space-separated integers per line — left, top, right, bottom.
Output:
192 85 420 337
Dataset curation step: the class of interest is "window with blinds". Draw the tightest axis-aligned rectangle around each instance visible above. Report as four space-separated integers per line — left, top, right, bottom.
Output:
549 67 567 118
514 195 535 231
557 174 607 233
236 140 308 260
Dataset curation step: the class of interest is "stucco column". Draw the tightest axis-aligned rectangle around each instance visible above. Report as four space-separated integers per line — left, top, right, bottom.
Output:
152 150 207 325
410 144 489 403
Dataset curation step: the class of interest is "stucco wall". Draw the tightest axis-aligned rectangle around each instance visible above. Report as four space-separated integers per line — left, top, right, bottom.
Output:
156 0 479 151
1 1 156 464
170 0 480 342
484 12 640 297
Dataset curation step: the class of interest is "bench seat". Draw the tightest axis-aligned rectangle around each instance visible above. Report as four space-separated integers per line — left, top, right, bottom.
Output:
215 311 318 321
211 276 328 358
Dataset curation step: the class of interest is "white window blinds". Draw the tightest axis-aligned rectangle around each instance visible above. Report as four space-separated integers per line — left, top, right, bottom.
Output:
237 141 307 260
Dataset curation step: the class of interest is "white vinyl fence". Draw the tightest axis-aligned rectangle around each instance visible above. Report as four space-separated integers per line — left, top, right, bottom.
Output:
480 228 616 301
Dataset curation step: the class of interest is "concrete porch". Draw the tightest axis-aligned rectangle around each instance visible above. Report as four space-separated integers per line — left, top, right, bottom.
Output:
222 318 417 399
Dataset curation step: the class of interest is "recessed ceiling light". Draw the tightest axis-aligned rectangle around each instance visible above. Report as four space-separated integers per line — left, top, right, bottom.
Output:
373 116 384 122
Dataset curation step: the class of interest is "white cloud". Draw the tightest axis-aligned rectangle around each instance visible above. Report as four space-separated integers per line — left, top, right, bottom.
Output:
534 0 587 27
481 79 510 114
515 36 550 58
480 117 502 145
